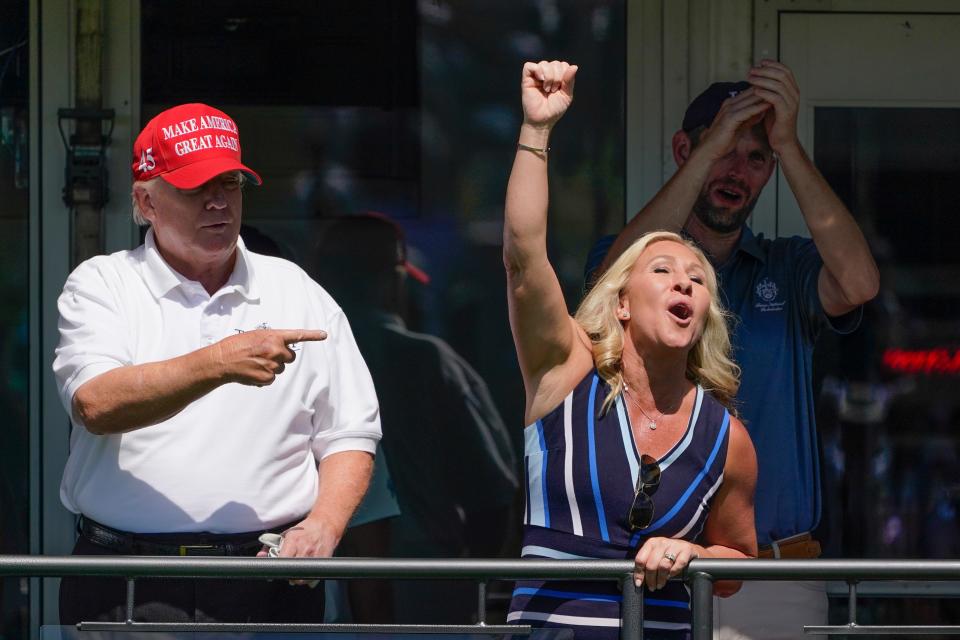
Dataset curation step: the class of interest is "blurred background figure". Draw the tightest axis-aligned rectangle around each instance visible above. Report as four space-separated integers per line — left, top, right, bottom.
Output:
313 213 518 624
240 223 297 262
240 222 400 623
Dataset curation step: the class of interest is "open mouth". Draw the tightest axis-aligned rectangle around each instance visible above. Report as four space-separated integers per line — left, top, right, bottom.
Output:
668 302 693 321
713 186 744 207
710 180 749 208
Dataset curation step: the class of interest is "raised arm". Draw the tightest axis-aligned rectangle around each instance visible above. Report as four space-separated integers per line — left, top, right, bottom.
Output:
600 89 771 272
748 60 880 315
504 61 586 410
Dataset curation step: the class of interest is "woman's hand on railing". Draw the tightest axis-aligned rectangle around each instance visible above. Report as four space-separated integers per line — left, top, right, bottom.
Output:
633 537 701 591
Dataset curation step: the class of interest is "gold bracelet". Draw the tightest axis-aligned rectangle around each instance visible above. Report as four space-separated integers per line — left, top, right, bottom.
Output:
517 142 550 155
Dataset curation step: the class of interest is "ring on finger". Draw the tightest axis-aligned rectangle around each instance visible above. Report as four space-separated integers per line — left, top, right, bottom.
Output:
663 551 677 563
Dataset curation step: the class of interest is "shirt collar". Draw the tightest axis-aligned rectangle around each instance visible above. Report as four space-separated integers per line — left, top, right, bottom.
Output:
711 224 766 271
141 227 260 301
226 236 259 301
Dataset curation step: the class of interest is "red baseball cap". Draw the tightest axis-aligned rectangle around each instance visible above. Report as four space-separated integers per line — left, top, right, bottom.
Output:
131 103 262 189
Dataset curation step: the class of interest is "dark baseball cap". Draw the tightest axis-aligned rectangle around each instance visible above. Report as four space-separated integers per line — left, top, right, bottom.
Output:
681 81 751 133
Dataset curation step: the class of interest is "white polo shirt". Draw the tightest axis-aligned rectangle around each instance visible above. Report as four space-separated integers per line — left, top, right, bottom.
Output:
53 229 381 533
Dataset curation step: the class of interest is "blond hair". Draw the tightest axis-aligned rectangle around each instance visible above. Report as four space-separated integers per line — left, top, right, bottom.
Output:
573 231 740 414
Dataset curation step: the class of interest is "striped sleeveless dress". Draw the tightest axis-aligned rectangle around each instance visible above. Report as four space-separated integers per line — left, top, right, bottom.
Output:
508 370 731 639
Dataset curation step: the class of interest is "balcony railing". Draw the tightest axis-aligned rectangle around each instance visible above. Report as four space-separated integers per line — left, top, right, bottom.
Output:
3 556 960 638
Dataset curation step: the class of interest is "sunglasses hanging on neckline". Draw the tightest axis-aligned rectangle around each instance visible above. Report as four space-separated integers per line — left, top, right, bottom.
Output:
628 454 661 531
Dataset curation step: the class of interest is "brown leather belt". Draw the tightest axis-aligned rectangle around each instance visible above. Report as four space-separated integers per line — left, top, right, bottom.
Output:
758 532 822 559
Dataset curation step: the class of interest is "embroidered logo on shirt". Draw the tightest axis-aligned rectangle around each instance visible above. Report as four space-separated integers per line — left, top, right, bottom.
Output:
234 321 271 333
754 277 786 312
234 322 300 350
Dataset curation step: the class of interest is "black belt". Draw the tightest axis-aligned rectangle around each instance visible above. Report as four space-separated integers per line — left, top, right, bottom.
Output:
80 517 292 557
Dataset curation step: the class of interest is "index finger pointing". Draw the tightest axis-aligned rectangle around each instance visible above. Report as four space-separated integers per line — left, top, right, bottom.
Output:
279 329 328 344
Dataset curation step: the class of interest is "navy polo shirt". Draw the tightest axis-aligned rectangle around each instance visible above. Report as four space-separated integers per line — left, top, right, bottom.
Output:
714 226 859 546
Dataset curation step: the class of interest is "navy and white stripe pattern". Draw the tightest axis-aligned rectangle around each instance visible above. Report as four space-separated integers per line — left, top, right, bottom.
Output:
510 371 730 639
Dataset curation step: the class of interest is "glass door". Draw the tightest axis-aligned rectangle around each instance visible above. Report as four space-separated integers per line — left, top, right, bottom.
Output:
780 9 960 628
814 106 960 560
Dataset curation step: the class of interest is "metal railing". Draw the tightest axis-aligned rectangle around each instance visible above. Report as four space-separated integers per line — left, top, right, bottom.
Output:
685 559 960 637
3 556 960 638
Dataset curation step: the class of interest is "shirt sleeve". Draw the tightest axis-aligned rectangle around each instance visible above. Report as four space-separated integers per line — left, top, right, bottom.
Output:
791 237 862 342
310 306 382 459
51 259 132 423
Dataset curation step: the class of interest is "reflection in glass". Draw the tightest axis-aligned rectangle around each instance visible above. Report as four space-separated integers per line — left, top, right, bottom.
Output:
815 106 960 627
139 0 625 625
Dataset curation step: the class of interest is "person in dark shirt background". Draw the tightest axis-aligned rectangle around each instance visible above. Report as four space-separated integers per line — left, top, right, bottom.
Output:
314 213 518 624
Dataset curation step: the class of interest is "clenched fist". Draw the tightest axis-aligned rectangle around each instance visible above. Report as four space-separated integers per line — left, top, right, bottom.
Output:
211 329 327 387
521 60 578 130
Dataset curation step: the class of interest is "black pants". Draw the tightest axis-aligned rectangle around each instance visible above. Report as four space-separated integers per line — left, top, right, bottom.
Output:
60 536 325 624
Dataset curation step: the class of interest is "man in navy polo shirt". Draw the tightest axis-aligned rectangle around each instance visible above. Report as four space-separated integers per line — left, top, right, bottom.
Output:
601 60 879 637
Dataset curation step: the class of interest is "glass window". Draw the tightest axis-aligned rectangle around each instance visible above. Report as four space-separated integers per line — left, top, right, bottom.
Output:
815 106 960 627
0 0 31 638
140 0 625 624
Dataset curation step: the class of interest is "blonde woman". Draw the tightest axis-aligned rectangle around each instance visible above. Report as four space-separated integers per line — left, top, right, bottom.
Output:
504 60 758 639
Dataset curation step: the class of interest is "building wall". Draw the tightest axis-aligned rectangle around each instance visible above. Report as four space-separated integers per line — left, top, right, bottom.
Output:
626 0 754 224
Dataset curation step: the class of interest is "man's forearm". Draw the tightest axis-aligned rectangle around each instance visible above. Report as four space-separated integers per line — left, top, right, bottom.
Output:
71 328 322 436
778 143 880 306
601 146 713 272
303 449 375 551
72 346 224 435
272 450 374 561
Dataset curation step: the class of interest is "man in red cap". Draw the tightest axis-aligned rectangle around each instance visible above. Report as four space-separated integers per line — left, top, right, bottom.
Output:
53 104 381 623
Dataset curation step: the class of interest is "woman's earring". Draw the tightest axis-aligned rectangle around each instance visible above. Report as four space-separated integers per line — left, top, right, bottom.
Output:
620 311 630 320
